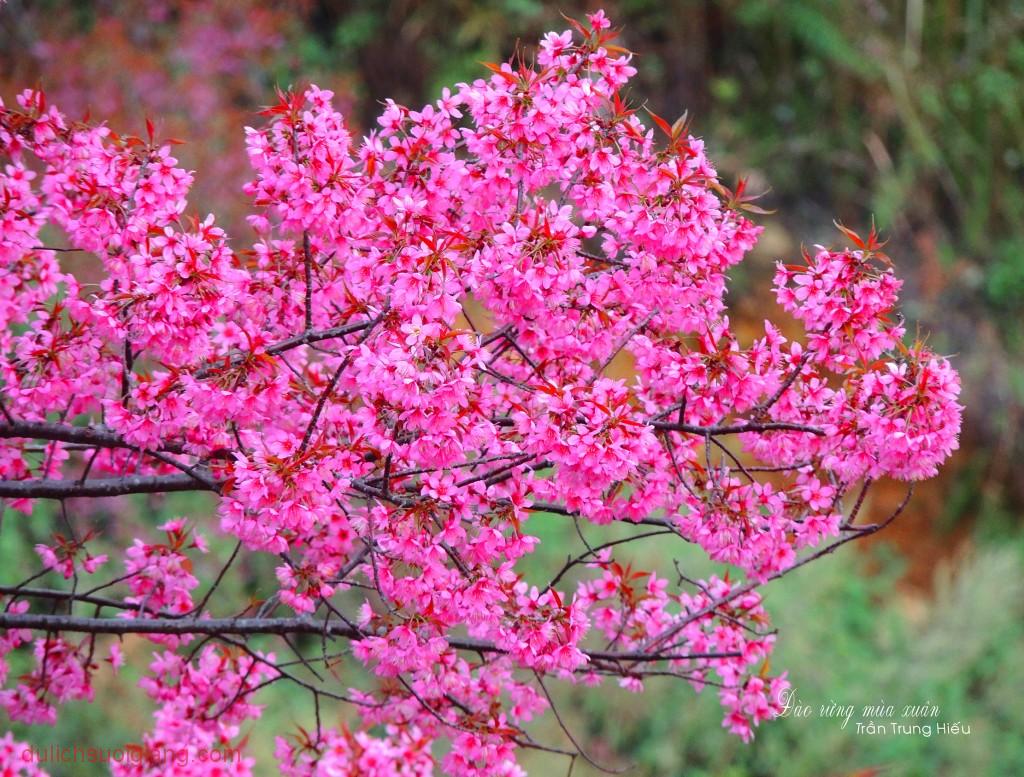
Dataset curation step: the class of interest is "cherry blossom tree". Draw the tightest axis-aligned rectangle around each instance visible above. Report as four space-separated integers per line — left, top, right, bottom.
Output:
0 11 961 776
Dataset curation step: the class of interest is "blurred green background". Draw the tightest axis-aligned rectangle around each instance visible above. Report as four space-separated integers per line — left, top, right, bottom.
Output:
2 1 1023 775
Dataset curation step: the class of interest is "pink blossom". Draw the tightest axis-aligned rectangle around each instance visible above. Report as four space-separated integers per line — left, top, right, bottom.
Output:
0 10 963 774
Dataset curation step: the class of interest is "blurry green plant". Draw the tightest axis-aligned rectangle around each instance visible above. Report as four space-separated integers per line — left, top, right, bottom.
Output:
719 1 1024 326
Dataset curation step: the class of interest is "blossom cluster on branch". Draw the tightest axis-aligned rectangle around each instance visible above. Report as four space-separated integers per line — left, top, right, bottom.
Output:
0 11 960 776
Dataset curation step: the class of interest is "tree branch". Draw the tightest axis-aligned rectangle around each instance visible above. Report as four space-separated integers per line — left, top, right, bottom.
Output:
650 420 826 436
0 611 739 664
0 473 218 499
0 421 184 453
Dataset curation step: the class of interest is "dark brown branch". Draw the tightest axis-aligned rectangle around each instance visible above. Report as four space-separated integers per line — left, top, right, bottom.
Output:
298 309 387 453
303 231 314 332
527 501 680 531
0 473 218 499
0 586 168 617
643 485 915 653
0 613 363 638
491 416 825 437
650 420 826 436
750 348 814 417
191 319 378 380
0 612 739 664
592 308 658 380
546 529 675 592
578 250 629 269
0 421 184 453
533 670 632 774
267 319 376 356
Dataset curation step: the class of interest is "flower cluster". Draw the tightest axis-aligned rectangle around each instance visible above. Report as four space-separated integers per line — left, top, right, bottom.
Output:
276 725 434 777
774 242 904 369
0 636 94 725
123 519 207 622
112 646 274 777
0 10 962 775
35 532 108 580
0 732 48 777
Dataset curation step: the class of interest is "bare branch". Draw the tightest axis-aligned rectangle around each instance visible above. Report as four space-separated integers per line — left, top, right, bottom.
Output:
0 611 741 665
650 420 826 436
0 421 184 454
0 473 218 499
